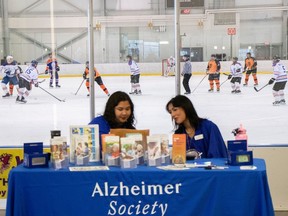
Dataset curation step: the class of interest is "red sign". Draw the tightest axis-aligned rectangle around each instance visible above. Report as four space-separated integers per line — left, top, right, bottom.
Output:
227 28 236 35
181 9 191 14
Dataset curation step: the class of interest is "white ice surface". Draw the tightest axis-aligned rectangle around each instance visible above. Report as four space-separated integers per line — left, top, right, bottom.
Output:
0 74 287 147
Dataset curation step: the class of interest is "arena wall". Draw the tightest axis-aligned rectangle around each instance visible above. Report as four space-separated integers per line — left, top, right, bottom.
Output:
27 60 283 77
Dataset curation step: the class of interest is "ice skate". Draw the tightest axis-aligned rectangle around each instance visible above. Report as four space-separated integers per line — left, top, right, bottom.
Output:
2 93 10 98
19 97 27 104
129 90 137 95
243 83 248 87
231 90 236 94
56 84 61 88
235 90 241 94
49 84 54 88
16 96 21 102
280 99 286 105
272 101 280 106
208 89 214 92
184 92 191 95
136 90 142 95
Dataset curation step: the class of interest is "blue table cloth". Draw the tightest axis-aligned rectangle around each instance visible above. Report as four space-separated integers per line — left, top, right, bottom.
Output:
6 158 274 216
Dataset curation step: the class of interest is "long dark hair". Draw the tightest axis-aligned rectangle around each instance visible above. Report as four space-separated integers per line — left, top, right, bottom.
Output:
103 91 136 129
166 95 202 131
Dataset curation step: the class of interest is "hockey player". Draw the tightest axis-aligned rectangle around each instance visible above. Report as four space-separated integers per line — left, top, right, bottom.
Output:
127 55 142 95
165 56 175 77
229 57 243 94
181 55 192 94
83 61 110 97
9 61 23 95
16 60 39 103
1 56 20 98
268 56 287 106
243 52 258 86
45 52 60 88
206 54 221 92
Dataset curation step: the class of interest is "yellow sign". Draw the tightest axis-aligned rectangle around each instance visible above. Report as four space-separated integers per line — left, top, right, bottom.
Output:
0 147 51 199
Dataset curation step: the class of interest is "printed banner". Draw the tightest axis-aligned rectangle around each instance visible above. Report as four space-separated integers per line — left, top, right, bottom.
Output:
0 147 24 199
0 147 50 200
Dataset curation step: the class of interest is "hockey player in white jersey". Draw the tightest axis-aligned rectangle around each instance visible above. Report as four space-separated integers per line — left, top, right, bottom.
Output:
127 55 142 95
1 55 20 97
16 60 39 103
229 57 243 94
268 56 287 106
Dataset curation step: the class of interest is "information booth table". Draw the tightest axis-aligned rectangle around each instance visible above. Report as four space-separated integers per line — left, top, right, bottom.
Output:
6 158 274 216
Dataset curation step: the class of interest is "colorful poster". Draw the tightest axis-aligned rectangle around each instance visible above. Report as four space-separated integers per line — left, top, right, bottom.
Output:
0 146 50 203
70 125 100 164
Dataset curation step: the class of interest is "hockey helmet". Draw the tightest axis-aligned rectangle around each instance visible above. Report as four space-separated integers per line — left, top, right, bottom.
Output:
272 56 280 66
232 57 238 62
86 61 89 66
126 55 132 61
6 56 13 64
273 55 280 61
31 60 38 67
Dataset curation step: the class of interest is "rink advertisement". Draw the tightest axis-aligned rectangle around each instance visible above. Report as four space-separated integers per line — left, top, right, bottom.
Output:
0 147 23 200
0 146 50 200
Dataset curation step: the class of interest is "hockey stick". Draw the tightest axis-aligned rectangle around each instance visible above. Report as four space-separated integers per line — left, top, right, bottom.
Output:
38 79 46 83
38 86 66 102
74 79 85 95
192 74 208 93
220 78 230 87
254 83 269 92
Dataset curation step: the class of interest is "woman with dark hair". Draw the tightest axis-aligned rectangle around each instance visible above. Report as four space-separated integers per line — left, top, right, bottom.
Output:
166 95 227 158
89 91 136 150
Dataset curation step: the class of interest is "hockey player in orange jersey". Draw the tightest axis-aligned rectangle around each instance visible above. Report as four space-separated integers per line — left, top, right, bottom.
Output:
206 54 221 92
83 61 110 97
244 52 258 86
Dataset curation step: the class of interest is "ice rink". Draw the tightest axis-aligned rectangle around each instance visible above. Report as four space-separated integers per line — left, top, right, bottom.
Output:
0 74 287 147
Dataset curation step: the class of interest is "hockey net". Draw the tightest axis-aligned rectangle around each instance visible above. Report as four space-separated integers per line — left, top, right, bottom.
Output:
161 59 175 76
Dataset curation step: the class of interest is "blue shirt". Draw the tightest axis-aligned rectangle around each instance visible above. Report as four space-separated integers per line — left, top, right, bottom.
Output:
175 119 228 158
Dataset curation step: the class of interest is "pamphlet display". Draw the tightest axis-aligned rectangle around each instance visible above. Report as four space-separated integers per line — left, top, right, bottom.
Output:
172 134 186 164
109 129 149 151
50 136 69 169
120 137 137 168
70 125 100 165
125 133 145 164
104 135 120 166
146 136 162 166
159 134 170 164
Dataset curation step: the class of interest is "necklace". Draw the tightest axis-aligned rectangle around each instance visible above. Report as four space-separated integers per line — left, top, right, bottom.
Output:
185 128 195 137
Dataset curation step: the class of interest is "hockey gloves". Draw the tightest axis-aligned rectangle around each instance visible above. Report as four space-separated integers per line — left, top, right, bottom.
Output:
45 70 48 74
228 75 232 80
56 66 60 71
268 78 275 85
34 82 39 87
83 73 87 80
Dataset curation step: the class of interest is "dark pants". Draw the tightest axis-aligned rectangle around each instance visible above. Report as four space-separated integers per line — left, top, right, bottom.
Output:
183 74 192 93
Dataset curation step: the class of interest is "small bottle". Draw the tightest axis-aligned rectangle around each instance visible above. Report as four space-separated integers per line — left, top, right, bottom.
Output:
235 124 248 141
